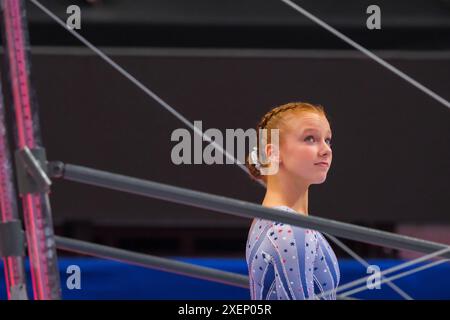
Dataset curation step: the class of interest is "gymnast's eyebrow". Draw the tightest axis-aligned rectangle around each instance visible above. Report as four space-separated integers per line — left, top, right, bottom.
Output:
302 128 332 136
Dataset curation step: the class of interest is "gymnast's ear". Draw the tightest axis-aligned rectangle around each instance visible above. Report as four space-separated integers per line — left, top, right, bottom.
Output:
264 143 281 165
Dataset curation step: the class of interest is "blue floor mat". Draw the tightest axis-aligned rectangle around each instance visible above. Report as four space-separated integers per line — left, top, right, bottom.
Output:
1 257 449 299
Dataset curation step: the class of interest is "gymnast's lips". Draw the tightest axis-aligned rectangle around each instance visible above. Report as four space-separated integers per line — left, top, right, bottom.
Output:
315 162 330 167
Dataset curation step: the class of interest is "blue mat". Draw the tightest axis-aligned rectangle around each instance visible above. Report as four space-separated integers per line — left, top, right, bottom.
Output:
1 257 449 299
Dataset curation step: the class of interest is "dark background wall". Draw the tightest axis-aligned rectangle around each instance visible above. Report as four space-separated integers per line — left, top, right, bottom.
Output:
26 0 450 50
1 0 449 256
23 49 449 228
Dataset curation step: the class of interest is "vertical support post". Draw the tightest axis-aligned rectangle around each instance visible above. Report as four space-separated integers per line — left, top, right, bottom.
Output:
0 78 28 300
0 0 61 299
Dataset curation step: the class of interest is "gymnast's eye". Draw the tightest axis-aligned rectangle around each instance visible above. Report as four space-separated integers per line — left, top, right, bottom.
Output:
305 135 332 147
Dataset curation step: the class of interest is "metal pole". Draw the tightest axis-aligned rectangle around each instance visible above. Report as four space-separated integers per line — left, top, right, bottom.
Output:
56 236 249 289
0 0 61 299
0 76 28 300
50 162 450 259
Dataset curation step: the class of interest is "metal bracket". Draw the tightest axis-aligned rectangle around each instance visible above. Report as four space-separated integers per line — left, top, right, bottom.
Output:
10 284 28 300
0 220 25 257
14 146 51 195
47 161 65 179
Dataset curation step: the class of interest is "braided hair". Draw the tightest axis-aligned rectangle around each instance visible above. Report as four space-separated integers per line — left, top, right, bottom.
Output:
246 102 327 184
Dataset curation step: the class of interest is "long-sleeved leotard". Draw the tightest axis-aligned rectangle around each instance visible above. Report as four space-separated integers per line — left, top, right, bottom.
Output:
246 205 340 300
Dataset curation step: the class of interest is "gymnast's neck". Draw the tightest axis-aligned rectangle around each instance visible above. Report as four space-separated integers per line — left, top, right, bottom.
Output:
261 173 309 216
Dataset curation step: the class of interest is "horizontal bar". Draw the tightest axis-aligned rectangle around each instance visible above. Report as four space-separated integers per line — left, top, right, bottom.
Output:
51 162 450 259
55 236 355 300
55 236 248 289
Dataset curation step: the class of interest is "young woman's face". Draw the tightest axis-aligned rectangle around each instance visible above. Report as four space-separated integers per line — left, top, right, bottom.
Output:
278 112 333 184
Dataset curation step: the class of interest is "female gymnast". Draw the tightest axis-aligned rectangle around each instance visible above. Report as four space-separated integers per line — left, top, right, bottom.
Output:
245 102 340 300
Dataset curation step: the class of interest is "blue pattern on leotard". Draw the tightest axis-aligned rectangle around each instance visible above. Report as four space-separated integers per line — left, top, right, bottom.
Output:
246 206 340 300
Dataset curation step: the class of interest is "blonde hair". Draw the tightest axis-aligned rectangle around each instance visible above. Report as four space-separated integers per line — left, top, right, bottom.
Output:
245 102 328 184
